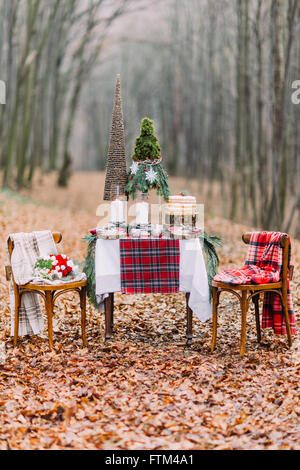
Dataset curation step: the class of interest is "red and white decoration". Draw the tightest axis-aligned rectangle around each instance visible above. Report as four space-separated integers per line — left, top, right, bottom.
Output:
34 254 75 280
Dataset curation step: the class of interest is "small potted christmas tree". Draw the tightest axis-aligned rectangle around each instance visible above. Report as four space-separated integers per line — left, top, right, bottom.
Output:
125 117 171 202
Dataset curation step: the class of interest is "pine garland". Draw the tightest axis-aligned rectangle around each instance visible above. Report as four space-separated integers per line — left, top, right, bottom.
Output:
201 232 222 299
83 232 221 306
125 160 170 201
83 234 98 310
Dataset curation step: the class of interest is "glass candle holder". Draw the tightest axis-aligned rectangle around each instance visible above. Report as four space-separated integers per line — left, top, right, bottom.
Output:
110 185 126 225
135 192 149 227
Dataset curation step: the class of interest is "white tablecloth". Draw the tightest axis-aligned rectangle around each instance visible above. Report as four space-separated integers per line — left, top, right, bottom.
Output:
95 238 212 322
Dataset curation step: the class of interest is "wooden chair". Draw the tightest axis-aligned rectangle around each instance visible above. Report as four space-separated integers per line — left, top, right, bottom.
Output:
211 232 293 356
6 232 87 349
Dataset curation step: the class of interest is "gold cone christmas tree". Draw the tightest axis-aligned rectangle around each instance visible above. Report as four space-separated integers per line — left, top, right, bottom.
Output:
103 75 128 200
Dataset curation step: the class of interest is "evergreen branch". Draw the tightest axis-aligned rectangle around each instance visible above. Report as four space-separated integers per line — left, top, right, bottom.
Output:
201 232 222 299
83 234 98 310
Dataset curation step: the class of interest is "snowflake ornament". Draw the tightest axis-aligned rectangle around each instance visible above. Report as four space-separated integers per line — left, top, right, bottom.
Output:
145 167 157 184
130 161 139 175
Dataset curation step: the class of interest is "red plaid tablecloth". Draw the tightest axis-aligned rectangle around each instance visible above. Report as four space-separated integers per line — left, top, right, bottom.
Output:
214 232 296 335
120 239 180 294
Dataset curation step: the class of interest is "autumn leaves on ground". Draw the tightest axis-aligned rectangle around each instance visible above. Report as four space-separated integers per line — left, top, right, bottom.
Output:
0 173 299 450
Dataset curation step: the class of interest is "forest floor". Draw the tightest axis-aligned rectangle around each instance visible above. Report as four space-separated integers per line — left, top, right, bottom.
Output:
0 173 299 450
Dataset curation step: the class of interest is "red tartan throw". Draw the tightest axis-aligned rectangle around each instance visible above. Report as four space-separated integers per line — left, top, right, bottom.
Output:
214 232 296 335
120 239 180 294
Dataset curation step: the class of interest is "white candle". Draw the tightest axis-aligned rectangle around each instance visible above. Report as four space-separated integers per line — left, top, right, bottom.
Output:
136 201 149 225
110 200 124 224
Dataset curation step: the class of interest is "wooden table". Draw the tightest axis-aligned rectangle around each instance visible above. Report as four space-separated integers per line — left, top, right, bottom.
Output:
95 238 211 346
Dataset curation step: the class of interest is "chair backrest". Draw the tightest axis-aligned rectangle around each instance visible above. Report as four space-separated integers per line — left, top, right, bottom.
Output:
242 232 292 283
6 232 62 281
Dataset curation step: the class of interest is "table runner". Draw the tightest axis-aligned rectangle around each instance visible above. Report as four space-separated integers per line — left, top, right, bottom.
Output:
120 239 180 294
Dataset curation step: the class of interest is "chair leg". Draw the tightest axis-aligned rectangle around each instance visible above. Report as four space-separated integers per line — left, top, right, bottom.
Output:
13 291 20 347
282 289 293 348
211 286 219 352
240 290 248 357
80 286 87 347
253 294 261 343
186 293 193 347
104 294 113 341
45 291 54 349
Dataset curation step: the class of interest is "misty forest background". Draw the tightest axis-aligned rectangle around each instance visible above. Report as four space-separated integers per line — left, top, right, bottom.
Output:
0 0 299 235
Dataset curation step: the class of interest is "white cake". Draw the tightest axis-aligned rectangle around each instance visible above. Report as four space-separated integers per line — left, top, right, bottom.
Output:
166 195 197 216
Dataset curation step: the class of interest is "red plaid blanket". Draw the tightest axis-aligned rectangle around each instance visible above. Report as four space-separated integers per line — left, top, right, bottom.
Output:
214 232 296 335
120 239 180 294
